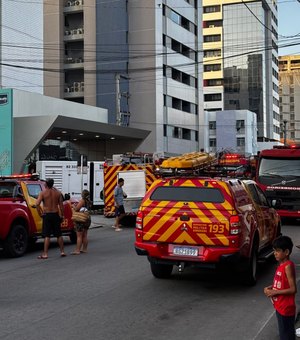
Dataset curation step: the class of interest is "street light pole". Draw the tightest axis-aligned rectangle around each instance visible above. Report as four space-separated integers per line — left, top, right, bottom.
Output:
283 120 287 146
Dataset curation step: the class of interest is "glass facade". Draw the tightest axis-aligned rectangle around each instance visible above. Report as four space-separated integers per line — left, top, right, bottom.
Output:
223 3 266 124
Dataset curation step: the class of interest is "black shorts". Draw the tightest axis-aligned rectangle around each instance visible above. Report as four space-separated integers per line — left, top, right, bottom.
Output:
42 213 62 237
115 205 125 217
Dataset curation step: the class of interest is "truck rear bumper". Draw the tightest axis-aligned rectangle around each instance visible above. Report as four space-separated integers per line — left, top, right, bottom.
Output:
135 242 240 264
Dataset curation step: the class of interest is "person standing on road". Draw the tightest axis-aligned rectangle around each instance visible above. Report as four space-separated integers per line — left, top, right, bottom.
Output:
35 178 66 259
113 178 127 231
264 235 297 340
71 189 92 255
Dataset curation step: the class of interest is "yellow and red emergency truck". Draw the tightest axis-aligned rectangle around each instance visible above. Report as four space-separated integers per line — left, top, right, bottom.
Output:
0 174 76 257
135 152 280 285
103 154 158 219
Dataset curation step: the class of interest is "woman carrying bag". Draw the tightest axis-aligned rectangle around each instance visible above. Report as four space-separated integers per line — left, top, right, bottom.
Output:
71 189 92 255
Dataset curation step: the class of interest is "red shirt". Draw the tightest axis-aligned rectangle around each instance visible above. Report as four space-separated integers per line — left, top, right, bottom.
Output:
272 260 296 316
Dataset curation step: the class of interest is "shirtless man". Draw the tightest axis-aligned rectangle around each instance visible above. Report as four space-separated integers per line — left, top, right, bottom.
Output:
35 178 66 259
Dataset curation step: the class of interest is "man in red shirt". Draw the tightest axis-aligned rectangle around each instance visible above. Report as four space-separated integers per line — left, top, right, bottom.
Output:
264 236 297 340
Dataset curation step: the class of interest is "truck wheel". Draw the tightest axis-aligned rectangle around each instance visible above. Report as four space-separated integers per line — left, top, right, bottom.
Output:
150 262 173 279
4 224 28 257
241 242 258 286
69 231 77 244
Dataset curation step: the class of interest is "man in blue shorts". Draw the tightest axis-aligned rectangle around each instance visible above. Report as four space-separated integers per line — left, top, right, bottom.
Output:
113 178 127 231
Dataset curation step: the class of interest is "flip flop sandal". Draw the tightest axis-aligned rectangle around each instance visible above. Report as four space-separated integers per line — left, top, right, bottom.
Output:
70 252 80 255
37 255 48 259
60 253 67 257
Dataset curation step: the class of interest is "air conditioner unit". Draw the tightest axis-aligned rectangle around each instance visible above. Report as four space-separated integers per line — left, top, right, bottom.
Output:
70 86 74 92
209 25 215 28
65 30 71 35
74 82 80 88
72 30 78 35
77 28 84 34
67 1 72 6
75 0 82 5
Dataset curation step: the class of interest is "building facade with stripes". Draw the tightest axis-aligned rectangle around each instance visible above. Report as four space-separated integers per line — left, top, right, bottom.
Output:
202 0 280 145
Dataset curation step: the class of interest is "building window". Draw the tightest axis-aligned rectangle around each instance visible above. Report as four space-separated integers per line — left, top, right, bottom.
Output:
204 93 222 102
209 121 216 130
172 97 181 110
170 10 181 25
204 49 221 58
205 79 223 86
164 125 197 141
209 138 216 147
203 20 222 28
182 128 191 140
236 120 245 131
237 138 245 147
173 126 180 138
203 5 221 13
204 64 221 72
204 35 221 43
165 6 197 34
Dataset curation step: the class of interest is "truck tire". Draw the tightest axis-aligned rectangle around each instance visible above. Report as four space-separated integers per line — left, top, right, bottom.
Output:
4 224 29 257
241 241 258 286
150 262 173 279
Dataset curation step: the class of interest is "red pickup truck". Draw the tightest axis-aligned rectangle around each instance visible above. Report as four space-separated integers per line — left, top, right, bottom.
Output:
0 174 76 257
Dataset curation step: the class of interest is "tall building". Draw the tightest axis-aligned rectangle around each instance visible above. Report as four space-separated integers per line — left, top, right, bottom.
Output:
202 0 280 143
279 55 300 143
0 1 43 92
44 0 202 155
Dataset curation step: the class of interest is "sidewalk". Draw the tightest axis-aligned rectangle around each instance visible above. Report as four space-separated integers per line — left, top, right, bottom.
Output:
90 213 112 229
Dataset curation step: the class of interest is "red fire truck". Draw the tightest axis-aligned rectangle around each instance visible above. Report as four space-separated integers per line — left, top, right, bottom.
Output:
255 145 300 218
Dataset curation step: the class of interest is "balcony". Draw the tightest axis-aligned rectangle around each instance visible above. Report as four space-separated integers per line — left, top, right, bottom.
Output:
64 0 83 13
64 28 84 41
64 57 84 70
64 82 84 98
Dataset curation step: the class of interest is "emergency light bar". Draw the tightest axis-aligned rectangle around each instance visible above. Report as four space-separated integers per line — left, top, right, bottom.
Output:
273 145 300 149
0 173 39 180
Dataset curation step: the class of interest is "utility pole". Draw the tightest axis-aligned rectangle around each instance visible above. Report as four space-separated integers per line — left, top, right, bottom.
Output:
283 120 287 145
115 73 130 126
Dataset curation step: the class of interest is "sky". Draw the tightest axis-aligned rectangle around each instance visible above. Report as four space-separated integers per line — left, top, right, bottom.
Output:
278 0 300 56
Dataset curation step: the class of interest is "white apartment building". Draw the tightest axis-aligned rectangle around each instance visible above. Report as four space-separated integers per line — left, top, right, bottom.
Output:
0 1 43 92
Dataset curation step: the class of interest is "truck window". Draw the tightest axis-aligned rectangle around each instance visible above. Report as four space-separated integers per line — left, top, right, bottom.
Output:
0 183 15 197
150 186 225 203
27 184 42 198
259 158 300 177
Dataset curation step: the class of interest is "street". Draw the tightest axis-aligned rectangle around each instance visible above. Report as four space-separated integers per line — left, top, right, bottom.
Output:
0 217 300 340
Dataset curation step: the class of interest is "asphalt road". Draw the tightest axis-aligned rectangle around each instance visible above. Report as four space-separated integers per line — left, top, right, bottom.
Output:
0 217 300 340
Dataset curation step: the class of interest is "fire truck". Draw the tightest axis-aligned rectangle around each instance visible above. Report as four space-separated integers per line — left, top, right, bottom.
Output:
255 144 300 218
216 151 253 178
103 153 158 222
135 151 280 285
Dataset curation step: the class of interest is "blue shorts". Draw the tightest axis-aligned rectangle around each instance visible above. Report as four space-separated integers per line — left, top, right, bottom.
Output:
42 213 62 237
115 205 125 217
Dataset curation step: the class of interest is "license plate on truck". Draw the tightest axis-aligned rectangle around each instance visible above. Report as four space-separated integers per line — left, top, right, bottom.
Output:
172 246 198 257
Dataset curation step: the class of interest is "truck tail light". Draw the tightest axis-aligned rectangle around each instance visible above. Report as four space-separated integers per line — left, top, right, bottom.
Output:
230 215 241 235
136 210 144 230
